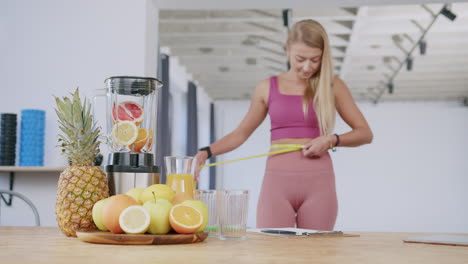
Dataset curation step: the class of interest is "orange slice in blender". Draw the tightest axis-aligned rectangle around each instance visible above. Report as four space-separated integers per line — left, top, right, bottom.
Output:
112 121 138 145
169 204 203 234
130 128 153 152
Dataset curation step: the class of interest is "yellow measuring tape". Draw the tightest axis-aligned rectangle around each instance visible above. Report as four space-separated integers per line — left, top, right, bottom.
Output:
200 144 303 168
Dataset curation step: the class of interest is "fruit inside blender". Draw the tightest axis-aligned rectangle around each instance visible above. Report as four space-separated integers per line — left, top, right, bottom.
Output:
111 101 153 152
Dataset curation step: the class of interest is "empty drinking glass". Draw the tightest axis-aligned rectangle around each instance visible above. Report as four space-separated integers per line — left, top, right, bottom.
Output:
218 189 249 241
194 189 219 237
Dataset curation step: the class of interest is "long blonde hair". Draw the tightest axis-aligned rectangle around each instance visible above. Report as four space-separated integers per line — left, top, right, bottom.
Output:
286 20 335 136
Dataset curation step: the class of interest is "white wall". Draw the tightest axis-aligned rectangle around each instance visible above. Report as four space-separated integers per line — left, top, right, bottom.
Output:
166 54 212 189
0 0 160 226
216 100 468 233
168 56 190 157
213 100 270 230
197 88 213 189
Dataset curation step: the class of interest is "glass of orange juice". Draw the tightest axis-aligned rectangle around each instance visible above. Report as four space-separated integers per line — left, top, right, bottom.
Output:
164 156 197 199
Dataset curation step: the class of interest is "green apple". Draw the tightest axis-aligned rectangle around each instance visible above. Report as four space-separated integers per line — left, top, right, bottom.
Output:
182 200 209 233
92 197 110 231
126 188 144 204
140 184 175 204
143 199 173 234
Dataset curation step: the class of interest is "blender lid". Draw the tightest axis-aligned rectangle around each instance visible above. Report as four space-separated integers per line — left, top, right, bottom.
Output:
105 76 163 96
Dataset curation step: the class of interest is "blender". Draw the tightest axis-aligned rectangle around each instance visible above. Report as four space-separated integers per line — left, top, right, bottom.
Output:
97 76 162 195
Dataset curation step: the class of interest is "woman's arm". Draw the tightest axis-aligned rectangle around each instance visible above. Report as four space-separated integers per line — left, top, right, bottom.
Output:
302 76 373 158
194 79 269 179
333 76 373 147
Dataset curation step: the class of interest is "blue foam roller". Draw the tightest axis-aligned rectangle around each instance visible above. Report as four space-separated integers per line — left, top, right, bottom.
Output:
19 109 46 166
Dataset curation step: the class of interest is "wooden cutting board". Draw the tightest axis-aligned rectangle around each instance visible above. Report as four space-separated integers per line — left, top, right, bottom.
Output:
76 231 209 245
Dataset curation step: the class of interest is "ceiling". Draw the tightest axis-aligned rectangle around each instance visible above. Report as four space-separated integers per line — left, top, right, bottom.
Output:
159 3 468 102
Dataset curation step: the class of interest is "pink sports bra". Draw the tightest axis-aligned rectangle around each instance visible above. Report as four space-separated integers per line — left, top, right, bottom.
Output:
268 76 321 140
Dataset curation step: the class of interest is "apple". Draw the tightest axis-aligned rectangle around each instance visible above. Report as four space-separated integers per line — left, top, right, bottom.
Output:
182 200 209 233
126 188 144 204
92 197 110 231
140 184 175 204
143 199 173 234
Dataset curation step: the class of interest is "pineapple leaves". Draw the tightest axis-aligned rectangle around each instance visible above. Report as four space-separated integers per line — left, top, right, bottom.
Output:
54 88 102 165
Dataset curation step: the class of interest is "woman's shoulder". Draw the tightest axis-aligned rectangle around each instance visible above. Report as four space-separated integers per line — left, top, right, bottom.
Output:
251 77 273 103
257 77 271 89
332 75 344 85
332 75 348 91
254 77 272 94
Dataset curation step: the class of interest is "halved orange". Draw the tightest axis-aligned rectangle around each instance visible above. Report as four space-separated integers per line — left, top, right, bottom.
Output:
130 128 153 152
169 204 203 234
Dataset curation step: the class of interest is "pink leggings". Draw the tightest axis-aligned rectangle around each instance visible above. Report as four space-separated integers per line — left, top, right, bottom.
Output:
256 151 338 230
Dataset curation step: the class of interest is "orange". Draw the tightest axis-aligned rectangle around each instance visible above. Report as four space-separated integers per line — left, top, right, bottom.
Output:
130 128 153 152
102 194 139 234
112 121 138 145
169 204 203 234
172 192 193 205
182 200 209 233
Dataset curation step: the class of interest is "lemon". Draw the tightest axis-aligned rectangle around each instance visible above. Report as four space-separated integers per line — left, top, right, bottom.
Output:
140 184 175 203
118 205 151 234
112 121 138 145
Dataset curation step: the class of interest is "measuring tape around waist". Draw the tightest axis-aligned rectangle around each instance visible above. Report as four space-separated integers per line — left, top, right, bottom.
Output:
270 144 303 149
200 144 303 168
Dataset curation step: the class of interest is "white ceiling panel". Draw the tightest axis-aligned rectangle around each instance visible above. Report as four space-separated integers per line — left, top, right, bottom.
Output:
160 3 468 102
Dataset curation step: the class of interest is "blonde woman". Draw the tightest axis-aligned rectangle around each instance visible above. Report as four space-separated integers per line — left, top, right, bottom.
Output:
195 20 373 230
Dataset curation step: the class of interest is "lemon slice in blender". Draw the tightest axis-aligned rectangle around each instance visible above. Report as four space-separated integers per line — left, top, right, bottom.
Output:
112 121 138 145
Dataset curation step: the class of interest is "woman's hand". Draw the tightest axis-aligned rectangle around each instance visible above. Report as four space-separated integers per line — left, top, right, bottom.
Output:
302 135 334 158
194 151 209 182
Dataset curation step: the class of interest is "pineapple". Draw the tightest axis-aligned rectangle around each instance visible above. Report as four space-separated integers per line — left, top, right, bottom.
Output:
54 88 109 237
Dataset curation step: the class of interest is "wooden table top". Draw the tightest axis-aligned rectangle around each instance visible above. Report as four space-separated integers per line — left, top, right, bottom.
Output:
1 227 467 264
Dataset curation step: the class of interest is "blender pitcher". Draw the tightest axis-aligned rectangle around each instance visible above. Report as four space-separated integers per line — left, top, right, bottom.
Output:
96 76 162 195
